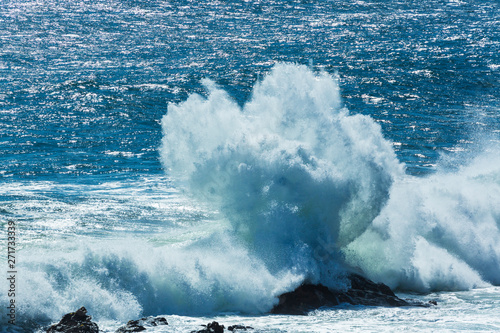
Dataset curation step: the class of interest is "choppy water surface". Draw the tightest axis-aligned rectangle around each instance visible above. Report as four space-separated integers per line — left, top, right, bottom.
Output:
1 0 499 332
2 0 499 178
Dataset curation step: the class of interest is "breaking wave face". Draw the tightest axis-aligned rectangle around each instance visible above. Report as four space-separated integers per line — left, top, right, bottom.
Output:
161 63 405 290
161 63 500 295
345 149 500 292
6 64 499 329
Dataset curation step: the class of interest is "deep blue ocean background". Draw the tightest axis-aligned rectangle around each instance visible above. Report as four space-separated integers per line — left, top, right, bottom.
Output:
2 0 498 181
1 1 500 332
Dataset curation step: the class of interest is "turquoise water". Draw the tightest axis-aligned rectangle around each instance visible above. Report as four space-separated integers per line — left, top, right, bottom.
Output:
1 0 499 332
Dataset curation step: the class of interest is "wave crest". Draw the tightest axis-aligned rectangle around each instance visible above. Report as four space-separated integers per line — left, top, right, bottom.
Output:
161 63 404 288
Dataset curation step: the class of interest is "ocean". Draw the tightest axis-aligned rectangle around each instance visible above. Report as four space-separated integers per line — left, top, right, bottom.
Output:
1 0 499 332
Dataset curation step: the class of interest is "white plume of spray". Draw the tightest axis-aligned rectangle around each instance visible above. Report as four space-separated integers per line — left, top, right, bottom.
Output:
161 63 404 289
4 63 500 330
344 146 500 291
162 63 500 293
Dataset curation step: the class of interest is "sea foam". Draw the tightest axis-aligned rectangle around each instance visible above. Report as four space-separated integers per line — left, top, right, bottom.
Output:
3 64 499 328
161 63 405 290
161 63 500 293
345 147 500 291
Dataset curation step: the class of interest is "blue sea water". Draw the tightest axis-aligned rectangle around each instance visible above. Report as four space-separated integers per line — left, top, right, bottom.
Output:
1 0 499 332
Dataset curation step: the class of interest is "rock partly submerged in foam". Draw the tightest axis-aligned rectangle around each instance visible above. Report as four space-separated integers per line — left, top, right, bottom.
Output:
46 310 253 333
45 308 169 333
47 275 434 332
271 273 434 315
116 316 168 332
46 307 99 333
192 321 225 333
191 322 253 332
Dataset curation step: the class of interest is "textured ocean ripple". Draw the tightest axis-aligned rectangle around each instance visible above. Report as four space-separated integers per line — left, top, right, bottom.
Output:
1 1 500 331
1 0 499 179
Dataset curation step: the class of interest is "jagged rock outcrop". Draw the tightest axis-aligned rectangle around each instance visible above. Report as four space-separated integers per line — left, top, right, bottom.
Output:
46 307 99 333
271 273 429 315
228 324 253 331
192 321 225 333
46 274 431 332
115 316 168 332
190 321 255 332
47 309 257 333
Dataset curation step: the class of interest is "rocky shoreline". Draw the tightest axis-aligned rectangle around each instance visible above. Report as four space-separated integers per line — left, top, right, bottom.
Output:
45 274 435 332
271 273 433 315
46 309 253 333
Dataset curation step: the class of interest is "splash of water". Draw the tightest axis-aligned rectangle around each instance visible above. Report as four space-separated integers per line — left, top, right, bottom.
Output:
4 64 499 329
161 63 500 293
345 147 500 291
161 63 405 288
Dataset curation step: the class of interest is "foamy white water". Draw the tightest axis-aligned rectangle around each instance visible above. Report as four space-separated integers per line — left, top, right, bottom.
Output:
161 64 500 292
1 64 499 332
98 287 500 332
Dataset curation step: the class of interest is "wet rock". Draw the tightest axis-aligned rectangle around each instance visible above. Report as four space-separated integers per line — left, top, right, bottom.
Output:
345 273 409 307
271 283 342 315
228 324 253 331
192 321 225 333
271 273 422 315
47 307 99 333
115 316 168 332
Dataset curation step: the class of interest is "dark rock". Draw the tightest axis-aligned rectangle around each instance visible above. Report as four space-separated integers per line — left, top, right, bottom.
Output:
115 316 168 332
192 321 225 333
47 307 99 333
228 324 253 331
271 283 338 315
344 273 409 307
271 273 424 315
